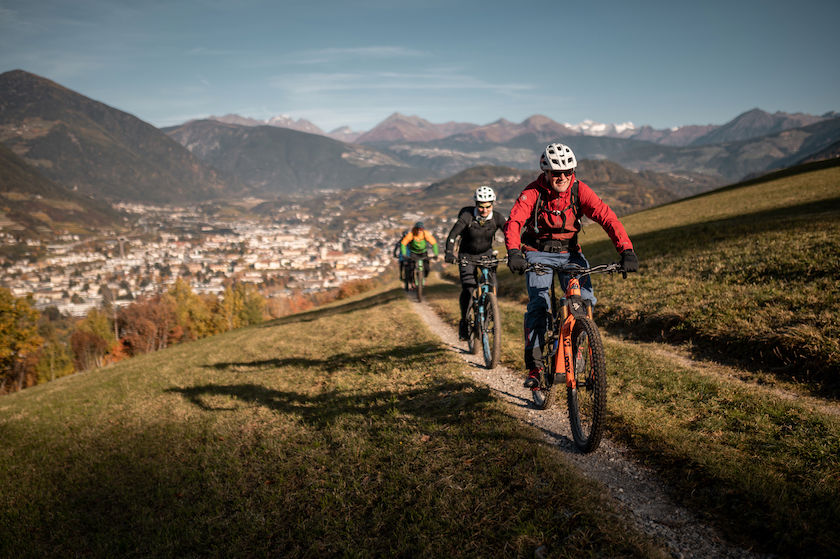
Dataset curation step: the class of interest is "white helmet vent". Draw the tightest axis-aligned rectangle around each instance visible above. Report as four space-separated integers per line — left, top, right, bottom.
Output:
540 143 577 171
474 185 496 202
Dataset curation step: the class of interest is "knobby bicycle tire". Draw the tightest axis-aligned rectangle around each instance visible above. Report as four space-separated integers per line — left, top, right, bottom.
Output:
481 292 501 369
466 299 479 355
567 317 607 453
532 335 558 410
415 265 424 302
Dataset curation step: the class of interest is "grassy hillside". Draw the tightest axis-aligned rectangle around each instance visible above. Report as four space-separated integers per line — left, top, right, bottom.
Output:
575 159 840 395
424 159 840 556
0 143 122 237
0 288 665 558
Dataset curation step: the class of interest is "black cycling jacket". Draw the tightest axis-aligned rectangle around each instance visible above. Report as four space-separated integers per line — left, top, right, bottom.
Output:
445 206 507 256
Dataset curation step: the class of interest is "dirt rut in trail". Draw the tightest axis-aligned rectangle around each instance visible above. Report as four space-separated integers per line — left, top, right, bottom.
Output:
409 298 770 559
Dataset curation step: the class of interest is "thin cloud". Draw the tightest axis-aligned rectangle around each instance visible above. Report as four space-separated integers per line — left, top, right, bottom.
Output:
186 47 249 57
286 45 430 65
271 71 534 94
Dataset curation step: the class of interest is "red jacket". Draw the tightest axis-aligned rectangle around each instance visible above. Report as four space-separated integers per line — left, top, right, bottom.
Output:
504 173 633 253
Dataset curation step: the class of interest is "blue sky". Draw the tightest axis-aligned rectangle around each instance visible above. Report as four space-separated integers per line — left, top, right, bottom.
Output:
1 0 838 132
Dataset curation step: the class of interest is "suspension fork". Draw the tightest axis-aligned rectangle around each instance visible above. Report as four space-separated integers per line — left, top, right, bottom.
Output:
561 276 583 389
560 314 577 388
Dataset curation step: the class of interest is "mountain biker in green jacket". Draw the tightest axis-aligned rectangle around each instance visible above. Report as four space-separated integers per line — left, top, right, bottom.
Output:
400 222 439 289
444 186 507 340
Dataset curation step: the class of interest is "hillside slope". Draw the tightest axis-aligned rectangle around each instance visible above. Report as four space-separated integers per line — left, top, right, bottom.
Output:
165 119 436 194
0 70 234 203
0 143 122 236
0 290 663 558
571 159 840 392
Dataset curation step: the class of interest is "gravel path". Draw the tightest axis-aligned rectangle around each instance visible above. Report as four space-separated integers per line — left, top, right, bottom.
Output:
410 298 770 559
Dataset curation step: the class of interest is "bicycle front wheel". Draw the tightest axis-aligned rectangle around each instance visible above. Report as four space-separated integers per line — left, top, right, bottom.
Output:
532 336 558 410
415 265 424 302
481 293 501 369
567 317 607 453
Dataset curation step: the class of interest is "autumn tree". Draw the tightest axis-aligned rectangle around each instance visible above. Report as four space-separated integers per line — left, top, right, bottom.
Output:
70 308 116 371
0 288 43 393
118 295 177 356
165 278 215 341
36 310 75 383
215 282 266 332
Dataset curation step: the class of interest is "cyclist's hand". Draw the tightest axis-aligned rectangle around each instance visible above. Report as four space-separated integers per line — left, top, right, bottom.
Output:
444 252 455 264
620 249 639 273
507 249 527 275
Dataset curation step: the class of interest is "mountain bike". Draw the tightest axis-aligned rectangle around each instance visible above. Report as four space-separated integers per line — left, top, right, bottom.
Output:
406 253 433 302
460 254 507 369
524 261 624 453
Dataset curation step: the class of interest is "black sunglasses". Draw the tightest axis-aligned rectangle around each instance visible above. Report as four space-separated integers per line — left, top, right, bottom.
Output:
549 169 574 178
476 203 493 209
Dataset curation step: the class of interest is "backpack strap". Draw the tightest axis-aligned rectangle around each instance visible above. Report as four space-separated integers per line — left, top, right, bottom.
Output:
531 190 542 234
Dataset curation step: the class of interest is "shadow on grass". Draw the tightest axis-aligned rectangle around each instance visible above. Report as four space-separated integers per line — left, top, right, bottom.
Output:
182 338 508 430
205 340 444 374
168 379 498 430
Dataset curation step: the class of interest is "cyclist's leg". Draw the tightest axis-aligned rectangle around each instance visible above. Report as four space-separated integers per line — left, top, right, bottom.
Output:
458 262 476 339
423 257 430 277
458 262 477 306
523 251 555 371
405 259 416 286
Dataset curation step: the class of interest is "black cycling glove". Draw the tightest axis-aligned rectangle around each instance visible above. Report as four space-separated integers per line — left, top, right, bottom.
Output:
444 252 456 264
507 249 527 275
620 249 639 273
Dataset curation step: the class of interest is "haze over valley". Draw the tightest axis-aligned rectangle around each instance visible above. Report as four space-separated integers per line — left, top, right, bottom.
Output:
1 68 838 317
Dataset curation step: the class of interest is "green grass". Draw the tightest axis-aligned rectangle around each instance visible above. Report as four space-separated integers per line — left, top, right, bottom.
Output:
0 286 666 558
427 270 840 558
579 162 840 394
427 162 840 557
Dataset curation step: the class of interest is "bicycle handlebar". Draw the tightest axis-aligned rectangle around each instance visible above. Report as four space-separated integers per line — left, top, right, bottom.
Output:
524 262 626 278
407 252 437 261
457 255 508 267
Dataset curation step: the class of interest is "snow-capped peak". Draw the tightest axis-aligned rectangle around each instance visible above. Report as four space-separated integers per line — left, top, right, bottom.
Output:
563 119 636 137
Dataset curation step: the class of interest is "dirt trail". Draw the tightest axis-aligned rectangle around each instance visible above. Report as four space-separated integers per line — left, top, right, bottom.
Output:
409 298 770 559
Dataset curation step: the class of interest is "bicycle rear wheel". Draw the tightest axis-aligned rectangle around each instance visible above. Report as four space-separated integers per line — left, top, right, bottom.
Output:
532 336 557 410
567 317 607 453
481 293 501 369
415 264 424 302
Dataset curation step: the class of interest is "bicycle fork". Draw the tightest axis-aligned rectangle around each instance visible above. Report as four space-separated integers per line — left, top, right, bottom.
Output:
560 317 577 389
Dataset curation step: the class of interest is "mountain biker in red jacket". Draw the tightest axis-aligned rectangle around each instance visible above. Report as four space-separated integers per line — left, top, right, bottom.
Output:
504 143 639 389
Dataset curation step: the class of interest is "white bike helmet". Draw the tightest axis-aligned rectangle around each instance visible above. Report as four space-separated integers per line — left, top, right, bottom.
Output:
539 143 577 171
474 185 496 203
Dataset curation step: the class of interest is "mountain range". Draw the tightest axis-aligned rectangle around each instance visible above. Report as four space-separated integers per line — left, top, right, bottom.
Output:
2 68 839 227
206 107 837 148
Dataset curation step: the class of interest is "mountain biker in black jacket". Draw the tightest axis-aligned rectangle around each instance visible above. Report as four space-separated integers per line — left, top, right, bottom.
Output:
444 186 507 340
393 229 409 281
